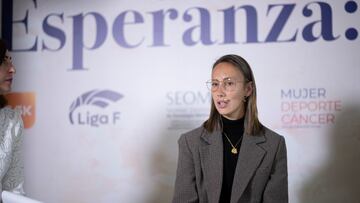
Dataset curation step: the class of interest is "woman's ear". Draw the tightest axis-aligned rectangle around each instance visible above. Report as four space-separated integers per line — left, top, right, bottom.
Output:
245 81 253 97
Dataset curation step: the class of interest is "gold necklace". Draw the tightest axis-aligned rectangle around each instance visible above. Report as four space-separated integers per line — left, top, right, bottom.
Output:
223 132 243 154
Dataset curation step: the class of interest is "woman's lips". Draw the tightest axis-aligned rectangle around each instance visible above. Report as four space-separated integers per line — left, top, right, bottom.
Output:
5 78 13 83
217 99 229 109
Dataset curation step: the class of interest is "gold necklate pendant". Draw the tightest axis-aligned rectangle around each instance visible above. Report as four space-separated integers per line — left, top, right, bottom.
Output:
231 148 238 154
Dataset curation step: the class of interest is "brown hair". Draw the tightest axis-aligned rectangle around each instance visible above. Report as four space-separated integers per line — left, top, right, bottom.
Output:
203 54 263 135
0 95 7 108
0 39 8 108
0 39 7 65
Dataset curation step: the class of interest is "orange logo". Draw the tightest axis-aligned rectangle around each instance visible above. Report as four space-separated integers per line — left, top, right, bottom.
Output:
4 92 36 129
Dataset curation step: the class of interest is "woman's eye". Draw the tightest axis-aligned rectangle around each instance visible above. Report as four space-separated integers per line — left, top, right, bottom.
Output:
226 81 235 86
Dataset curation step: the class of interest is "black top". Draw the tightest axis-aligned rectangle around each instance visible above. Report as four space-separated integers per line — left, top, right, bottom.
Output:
219 116 245 203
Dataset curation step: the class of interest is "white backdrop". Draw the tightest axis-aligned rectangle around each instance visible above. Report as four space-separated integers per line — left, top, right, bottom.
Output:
1 0 360 202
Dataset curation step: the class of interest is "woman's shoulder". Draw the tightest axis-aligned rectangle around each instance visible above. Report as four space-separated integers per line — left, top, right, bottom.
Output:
178 125 208 143
177 125 209 152
261 126 286 144
183 125 206 136
0 106 23 127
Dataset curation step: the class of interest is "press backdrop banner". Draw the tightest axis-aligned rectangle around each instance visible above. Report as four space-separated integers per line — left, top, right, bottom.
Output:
1 0 360 202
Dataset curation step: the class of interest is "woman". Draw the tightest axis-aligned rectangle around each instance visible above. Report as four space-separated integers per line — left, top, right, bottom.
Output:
173 55 288 203
0 39 25 199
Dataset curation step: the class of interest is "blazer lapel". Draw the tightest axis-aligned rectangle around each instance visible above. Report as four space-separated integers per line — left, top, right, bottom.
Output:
200 130 223 203
230 132 266 203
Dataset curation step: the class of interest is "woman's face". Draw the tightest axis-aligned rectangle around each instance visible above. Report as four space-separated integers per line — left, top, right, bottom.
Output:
211 62 252 120
0 51 16 94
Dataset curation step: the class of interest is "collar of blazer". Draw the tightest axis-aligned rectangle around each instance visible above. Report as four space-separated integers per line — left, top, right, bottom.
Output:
199 128 267 203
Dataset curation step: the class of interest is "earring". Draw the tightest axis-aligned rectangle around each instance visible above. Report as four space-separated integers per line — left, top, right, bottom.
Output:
243 96 247 102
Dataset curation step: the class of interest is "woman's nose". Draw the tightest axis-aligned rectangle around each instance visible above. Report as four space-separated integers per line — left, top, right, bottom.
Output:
8 63 16 74
216 85 226 97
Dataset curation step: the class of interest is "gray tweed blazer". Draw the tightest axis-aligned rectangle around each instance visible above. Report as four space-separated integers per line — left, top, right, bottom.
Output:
172 126 288 203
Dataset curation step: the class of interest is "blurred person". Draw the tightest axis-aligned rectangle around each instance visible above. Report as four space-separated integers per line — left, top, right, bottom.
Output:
0 39 25 200
172 54 288 203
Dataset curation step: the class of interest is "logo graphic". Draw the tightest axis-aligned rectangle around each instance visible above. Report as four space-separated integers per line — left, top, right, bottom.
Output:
166 90 210 130
69 90 123 127
280 88 342 128
4 92 36 129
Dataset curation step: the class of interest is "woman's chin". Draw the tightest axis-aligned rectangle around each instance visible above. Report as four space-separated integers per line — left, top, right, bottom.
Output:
218 110 230 117
0 87 11 94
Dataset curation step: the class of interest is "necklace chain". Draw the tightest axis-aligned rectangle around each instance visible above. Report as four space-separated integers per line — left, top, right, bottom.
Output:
223 132 243 154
